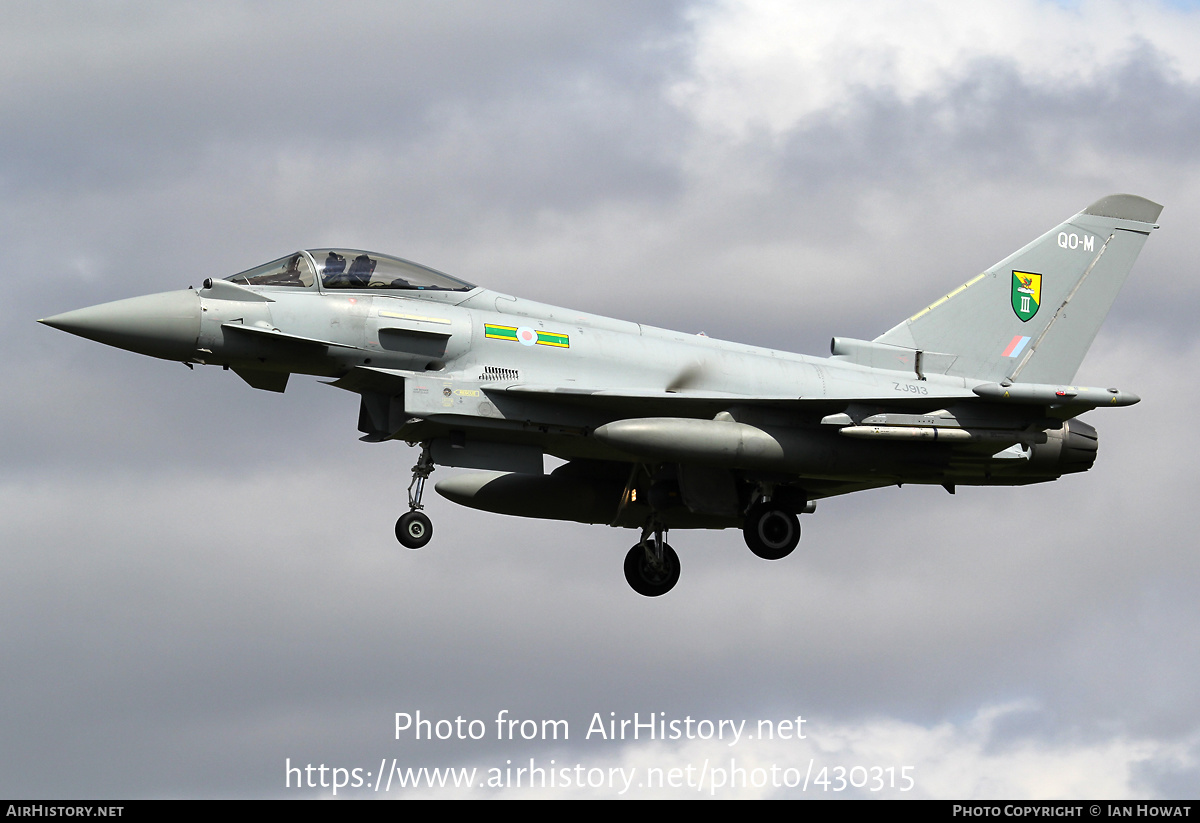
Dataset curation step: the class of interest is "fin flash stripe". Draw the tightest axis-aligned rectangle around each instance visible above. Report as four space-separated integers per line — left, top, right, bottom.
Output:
1002 335 1031 358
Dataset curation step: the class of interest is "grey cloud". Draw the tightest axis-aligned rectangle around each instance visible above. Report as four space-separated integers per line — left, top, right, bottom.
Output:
0 1 689 195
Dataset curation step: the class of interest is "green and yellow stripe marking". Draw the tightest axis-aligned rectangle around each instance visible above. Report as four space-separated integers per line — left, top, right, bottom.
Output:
484 324 520 341
484 323 570 348
535 331 569 348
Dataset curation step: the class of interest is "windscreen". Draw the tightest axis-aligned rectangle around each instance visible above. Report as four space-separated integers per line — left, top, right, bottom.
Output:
225 253 315 287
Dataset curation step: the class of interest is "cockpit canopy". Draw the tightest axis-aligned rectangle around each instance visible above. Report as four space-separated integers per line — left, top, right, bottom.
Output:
225 249 475 292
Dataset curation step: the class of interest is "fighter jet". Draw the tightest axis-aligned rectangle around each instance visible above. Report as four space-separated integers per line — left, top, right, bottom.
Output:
40 194 1160 596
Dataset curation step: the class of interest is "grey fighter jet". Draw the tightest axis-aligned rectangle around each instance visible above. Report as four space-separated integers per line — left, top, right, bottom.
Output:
41 194 1160 596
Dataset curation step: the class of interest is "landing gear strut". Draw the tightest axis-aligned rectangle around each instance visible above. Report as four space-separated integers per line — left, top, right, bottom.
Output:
396 445 434 549
743 501 800 560
623 522 679 597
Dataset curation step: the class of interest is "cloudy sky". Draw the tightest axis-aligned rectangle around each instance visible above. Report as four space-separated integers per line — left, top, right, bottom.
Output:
5 0 1200 799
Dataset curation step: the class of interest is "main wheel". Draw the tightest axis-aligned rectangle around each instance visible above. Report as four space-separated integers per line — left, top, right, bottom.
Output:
743 503 800 560
396 511 433 549
623 542 680 597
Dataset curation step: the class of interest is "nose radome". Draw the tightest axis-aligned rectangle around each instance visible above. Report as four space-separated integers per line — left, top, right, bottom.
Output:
39 289 202 362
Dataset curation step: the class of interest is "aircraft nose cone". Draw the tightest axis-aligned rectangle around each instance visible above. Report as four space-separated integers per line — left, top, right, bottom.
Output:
40 289 202 361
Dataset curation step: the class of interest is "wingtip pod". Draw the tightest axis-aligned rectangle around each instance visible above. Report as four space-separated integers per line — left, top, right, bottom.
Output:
1082 194 1162 225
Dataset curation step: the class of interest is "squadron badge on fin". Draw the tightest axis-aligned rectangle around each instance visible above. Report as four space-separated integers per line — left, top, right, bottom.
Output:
1011 270 1042 322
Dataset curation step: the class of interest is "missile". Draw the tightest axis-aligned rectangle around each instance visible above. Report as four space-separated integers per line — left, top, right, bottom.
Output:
838 426 972 442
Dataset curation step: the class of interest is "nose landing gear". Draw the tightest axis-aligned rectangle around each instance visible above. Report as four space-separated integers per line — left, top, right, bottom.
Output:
396 445 435 549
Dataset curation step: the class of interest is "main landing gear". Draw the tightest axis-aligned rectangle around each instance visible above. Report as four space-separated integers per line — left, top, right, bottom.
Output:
624 522 679 597
742 500 801 560
396 445 434 549
621 501 802 596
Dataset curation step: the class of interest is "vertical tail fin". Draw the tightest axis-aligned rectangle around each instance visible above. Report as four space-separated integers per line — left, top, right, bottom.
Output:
875 194 1161 384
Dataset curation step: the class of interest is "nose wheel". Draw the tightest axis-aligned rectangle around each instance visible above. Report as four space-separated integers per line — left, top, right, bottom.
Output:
623 523 679 597
396 510 433 549
396 445 435 549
